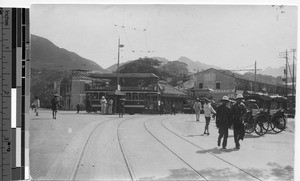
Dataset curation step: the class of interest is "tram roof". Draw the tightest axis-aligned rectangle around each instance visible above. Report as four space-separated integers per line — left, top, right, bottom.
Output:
88 73 158 78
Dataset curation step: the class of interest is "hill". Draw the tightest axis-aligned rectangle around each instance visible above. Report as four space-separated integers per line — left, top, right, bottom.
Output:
259 65 297 77
31 34 107 72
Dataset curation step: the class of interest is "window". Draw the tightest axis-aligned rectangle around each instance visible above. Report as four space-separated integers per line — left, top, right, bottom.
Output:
216 82 220 89
199 83 203 89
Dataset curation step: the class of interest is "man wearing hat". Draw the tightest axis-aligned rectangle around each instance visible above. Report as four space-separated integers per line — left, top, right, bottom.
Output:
203 98 216 135
193 98 202 122
216 96 232 149
232 94 247 149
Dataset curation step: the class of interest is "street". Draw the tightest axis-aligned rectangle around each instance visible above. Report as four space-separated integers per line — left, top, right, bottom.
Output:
29 109 294 181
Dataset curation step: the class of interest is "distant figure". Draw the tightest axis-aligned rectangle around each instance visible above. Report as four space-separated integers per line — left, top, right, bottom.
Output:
216 96 232 149
171 103 176 115
76 104 80 114
100 96 107 115
107 99 114 115
193 98 202 122
33 96 40 116
159 101 164 115
203 98 216 135
118 98 125 118
51 95 59 119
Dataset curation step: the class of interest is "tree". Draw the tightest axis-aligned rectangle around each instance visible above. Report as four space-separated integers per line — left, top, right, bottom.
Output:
119 57 163 76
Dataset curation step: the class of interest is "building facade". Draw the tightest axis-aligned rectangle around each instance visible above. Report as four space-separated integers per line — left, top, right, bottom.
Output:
193 68 292 101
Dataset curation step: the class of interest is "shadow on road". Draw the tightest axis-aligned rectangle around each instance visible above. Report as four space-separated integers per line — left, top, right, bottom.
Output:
157 163 293 181
228 134 261 139
196 147 238 154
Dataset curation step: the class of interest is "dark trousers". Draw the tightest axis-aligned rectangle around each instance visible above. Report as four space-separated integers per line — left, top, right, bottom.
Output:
233 123 245 147
218 127 228 148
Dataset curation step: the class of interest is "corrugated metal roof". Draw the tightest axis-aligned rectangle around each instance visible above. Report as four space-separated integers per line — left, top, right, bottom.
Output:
89 73 158 78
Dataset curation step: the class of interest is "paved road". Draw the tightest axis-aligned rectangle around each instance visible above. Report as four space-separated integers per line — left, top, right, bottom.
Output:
29 110 294 181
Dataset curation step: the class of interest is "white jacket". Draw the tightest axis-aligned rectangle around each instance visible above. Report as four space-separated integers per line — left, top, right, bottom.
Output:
203 103 216 117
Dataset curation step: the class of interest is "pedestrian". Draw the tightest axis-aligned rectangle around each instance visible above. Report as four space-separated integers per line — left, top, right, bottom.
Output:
193 98 202 122
51 95 59 119
159 101 164 115
232 94 247 150
107 99 114 115
33 96 40 116
76 103 80 114
118 98 125 117
216 96 232 149
171 103 176 115
203 98 216 135
100 96 107 115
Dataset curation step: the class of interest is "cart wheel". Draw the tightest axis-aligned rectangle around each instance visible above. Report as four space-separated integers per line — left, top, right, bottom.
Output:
244 122 255 134
271 116 286 133
243 115 255 134
255 116 268 136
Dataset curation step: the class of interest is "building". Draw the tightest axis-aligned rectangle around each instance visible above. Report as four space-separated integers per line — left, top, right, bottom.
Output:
193 68 293 101
60 71 188 113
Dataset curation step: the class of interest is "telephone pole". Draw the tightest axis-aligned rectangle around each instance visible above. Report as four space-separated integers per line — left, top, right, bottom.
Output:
254 61 257 92
292 49 296 98
280 50 289 97
285 49 288 97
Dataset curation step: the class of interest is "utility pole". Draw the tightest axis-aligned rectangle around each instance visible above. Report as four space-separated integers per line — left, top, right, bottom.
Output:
292 49 296 98
285 49 288 97
117 38 120 91
254 61 257 92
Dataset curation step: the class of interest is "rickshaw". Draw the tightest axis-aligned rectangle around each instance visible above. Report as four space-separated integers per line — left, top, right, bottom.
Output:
242 91 271 136
266 95 287 133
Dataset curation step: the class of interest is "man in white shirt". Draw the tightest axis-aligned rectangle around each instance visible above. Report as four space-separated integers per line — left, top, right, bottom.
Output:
203 98 216 135
193 98 202 122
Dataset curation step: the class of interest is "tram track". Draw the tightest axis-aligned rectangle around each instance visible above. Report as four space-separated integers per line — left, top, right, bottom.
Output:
116 117 137 181
69 118 129 180
160 118 263 181
143 119 208 181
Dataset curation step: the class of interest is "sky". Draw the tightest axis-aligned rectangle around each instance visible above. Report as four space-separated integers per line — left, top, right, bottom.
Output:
29 4 298 70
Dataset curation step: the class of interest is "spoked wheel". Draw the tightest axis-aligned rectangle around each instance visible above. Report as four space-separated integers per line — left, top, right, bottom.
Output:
243 115 255 134
254 115 268 136
271 115 286 133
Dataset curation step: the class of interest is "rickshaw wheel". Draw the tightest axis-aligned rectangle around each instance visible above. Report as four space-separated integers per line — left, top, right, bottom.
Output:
244 122 255 134
254 115 268 136
243 114 255 134
271 116 286 133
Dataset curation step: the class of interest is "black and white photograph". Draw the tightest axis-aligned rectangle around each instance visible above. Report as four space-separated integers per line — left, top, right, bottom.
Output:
26 3 297 181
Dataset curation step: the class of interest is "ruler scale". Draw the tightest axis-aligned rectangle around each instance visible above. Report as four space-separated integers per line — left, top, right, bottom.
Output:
0 8 30 180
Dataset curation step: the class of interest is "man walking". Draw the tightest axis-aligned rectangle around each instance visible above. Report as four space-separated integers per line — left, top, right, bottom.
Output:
33 96 40 116
159 101 164 115
203 98 216 135
51 95 59 119
232 94 247 149
171 103 176 115
216 96 232 149
193 98 202 122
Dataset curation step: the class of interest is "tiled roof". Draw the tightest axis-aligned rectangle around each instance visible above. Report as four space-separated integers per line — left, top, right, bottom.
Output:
158 81 187 97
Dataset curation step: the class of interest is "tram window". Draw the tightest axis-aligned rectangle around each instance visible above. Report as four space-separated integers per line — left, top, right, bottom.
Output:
126 93 131 100
139 93 146 100
132 93 138 100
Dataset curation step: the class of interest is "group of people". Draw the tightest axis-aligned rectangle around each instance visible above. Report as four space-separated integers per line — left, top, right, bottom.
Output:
32 94 60 119
159 101 176 115
193 94 246 150
99 96 114 115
